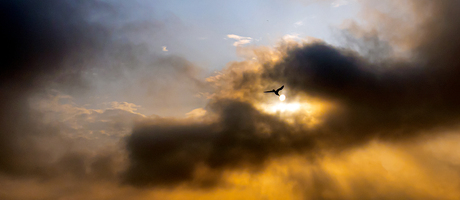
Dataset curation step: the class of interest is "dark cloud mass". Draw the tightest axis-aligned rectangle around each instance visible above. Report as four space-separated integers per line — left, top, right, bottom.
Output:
124 99 314 187
3 0 460 199
266 1 460 143
123 0 460 189
0 0 108 177
0 0 203 180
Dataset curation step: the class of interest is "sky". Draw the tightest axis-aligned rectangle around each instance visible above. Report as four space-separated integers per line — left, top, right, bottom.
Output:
2 0 460 199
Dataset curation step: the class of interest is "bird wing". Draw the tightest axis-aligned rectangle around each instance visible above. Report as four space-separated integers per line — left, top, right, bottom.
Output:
264 90 274 93
276 85 284 92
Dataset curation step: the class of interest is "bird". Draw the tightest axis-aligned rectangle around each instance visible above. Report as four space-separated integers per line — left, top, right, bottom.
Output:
264 85 284 96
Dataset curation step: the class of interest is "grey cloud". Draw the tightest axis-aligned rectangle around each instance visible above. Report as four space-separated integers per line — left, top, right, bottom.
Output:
264 1 460 144
123 99 314 188
122 0 460 189
3 0 460 199
0 0 116 177
0 0 208 180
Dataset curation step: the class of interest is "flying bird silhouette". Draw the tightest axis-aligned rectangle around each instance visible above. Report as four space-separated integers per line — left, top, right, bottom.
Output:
264 85 284 96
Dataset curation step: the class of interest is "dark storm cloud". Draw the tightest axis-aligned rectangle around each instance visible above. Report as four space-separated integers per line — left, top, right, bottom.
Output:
0 0 210 181
1 0 112 86
0 0 204 182
123 99 314 187
0 0 112 177
262 0 460 146
265 0 460 145
123 0 460 188
265 43 437 144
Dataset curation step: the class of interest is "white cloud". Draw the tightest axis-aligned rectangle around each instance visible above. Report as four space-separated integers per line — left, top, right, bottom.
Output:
294 21 303 27
331 0 348 7
282 34 323 44
227 34 253 46
162 46 168 51
283 33 301 41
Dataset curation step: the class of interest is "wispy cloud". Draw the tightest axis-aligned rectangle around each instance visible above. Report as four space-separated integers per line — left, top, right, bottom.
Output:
109 101 142 113
227 34 253 46
331 0 348 7
294 21 303 27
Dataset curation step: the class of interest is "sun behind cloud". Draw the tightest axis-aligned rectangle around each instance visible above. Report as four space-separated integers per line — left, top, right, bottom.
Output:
279 94 286 101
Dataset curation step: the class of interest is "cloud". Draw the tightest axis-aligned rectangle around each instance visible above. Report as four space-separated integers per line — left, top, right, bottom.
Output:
0 0 206 184
122 99 315 187
121 0 460 193
227 34 253 46
294 21 303 27
4 0 460 199
331 0 349 7
110 101 143 114
0 0 114 178
282 33 301 41
31 93 145 140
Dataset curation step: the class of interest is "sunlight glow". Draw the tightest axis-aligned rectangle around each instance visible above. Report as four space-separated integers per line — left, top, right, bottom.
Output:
256 98 331 128
279 94 286 101
271 103 301 112
258 101 315 114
